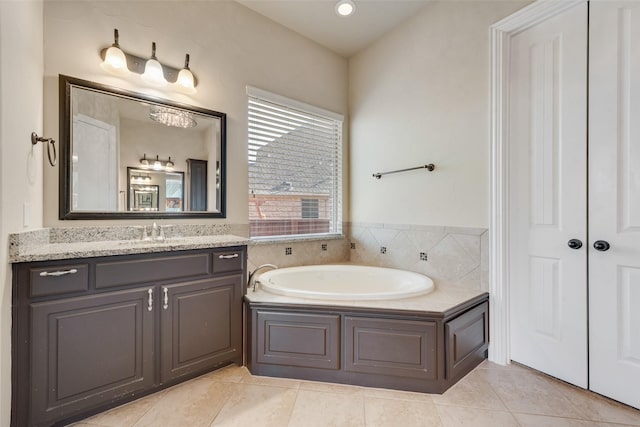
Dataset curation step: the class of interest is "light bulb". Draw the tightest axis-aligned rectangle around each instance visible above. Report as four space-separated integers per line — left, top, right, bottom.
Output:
140 154 150 167
176 54 196 94
101 29 129 76
141 42 167 87
153 155 162 170
335 0 355 17
165 156 175 171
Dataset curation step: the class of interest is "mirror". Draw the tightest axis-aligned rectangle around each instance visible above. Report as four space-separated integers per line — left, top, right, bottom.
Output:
59 75 226 219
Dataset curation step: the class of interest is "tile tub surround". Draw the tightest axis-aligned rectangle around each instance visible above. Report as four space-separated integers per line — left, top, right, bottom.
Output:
248 236 350 273
348 223 489 291
8 225 248 263
69 361 640 427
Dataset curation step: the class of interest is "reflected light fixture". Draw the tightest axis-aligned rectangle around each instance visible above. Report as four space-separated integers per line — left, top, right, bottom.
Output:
165 157 175 171
149 105 197 128
153 155 163 170
100 29 198 93
141 42 167 87
101 29 128 75
139 154 176 171
176 54 196 94
335 0 356 17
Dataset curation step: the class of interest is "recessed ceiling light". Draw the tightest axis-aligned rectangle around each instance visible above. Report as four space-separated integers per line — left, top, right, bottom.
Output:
335 0 356 17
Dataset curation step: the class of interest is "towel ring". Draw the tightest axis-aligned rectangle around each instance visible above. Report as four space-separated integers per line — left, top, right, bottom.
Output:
31 132 57 166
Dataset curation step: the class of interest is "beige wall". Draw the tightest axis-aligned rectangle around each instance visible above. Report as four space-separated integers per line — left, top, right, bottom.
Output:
43 0 349 227
0 2 44 424
348 1 527 228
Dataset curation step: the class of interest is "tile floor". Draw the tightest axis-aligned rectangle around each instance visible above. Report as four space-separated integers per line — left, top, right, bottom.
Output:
70 361 640 427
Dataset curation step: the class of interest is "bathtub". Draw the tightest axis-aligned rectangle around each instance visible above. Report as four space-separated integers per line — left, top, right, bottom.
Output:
256 264 434 300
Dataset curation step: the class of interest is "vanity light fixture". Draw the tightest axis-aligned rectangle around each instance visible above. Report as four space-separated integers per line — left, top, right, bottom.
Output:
176 54 196 94
335 0 356 17
139 154 176 171
149 105 197 128
165 157 175 171
153 155 163 170
141 42 167 87
100 29 198 93
101 29 128 75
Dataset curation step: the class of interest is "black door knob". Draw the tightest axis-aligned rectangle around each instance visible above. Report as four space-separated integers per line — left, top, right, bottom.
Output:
567 239 583 249
593 240 610 251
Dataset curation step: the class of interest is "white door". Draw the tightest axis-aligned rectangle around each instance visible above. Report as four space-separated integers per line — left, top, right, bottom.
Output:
72 115 117 211
508 2 588 388
589 0 640 410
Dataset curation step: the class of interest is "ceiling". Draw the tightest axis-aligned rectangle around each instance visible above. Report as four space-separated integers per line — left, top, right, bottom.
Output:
235 0 431 58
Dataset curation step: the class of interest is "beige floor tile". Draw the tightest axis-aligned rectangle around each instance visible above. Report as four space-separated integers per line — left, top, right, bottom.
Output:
203 363 249 383
364 396 442 427
133 378 230 427
558 384 640 426
362 386 433 402
288 389 365 427
436 405 519 427
298 380 364 395
210 383 298 427
431 369 507 411
241 373 301 389
80 391 166 427
514 412 637 427
475 368 583 418
67 424 104 427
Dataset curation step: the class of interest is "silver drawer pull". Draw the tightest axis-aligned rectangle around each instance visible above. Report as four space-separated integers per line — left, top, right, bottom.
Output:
218 254 239 259
163 287 169 310
39 269 78 277
148 289 153 312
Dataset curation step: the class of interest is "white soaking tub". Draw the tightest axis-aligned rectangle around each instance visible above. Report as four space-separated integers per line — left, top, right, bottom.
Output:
256 264 434 300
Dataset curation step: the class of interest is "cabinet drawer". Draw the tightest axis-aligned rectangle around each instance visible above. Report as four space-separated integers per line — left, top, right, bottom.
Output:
212 250 244 274
256 311 340 370
344 316 437 380
29 264 89 298
95 253 211 289
445 302 489 379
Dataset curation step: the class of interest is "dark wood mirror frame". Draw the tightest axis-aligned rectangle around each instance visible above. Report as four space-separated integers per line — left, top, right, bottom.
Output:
59 74 227 219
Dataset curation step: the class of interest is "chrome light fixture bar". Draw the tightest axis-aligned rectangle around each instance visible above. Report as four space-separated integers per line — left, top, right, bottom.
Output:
100 29 197 93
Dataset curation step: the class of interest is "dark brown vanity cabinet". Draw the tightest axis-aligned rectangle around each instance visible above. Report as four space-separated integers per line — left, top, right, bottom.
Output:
12 246 246 427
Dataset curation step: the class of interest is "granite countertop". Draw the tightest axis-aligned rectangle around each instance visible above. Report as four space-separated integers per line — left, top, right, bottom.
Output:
9 226 249 263
245 284 487 315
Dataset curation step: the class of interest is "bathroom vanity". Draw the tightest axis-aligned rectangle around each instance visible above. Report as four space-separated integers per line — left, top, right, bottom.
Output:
10 236 247 427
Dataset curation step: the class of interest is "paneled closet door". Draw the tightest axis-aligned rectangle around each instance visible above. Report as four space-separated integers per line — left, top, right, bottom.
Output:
589 0 640 410
508 2 588 388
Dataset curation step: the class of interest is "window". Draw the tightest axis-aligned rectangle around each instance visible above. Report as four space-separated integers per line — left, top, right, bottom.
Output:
247 87 342 239
301 198 319 219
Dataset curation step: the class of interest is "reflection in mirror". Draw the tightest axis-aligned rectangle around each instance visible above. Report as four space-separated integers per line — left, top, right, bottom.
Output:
60 75 226 219
127 167 184 212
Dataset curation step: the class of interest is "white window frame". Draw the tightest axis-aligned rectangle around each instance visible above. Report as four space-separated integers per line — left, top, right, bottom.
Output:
247 86 343 241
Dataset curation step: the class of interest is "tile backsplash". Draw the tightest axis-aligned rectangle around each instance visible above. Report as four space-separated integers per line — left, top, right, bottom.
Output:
245 222 488 292
348 223 489 291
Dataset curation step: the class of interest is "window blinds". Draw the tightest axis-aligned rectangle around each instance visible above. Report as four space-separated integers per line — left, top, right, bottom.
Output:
248 90 342 238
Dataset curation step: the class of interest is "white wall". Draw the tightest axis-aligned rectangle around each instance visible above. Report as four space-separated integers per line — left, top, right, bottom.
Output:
349 1 527 228
43 0 348 227
0 1 44 424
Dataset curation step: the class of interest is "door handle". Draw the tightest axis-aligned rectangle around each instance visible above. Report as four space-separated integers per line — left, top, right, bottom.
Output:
593 240 610 252
567 239 583 249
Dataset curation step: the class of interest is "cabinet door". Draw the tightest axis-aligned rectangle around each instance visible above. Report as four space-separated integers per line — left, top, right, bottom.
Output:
344 316 437 380
30 287 155 426
160 275 242 383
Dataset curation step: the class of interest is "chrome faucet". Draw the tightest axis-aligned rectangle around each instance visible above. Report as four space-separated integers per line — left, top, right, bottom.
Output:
248 264 278 292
